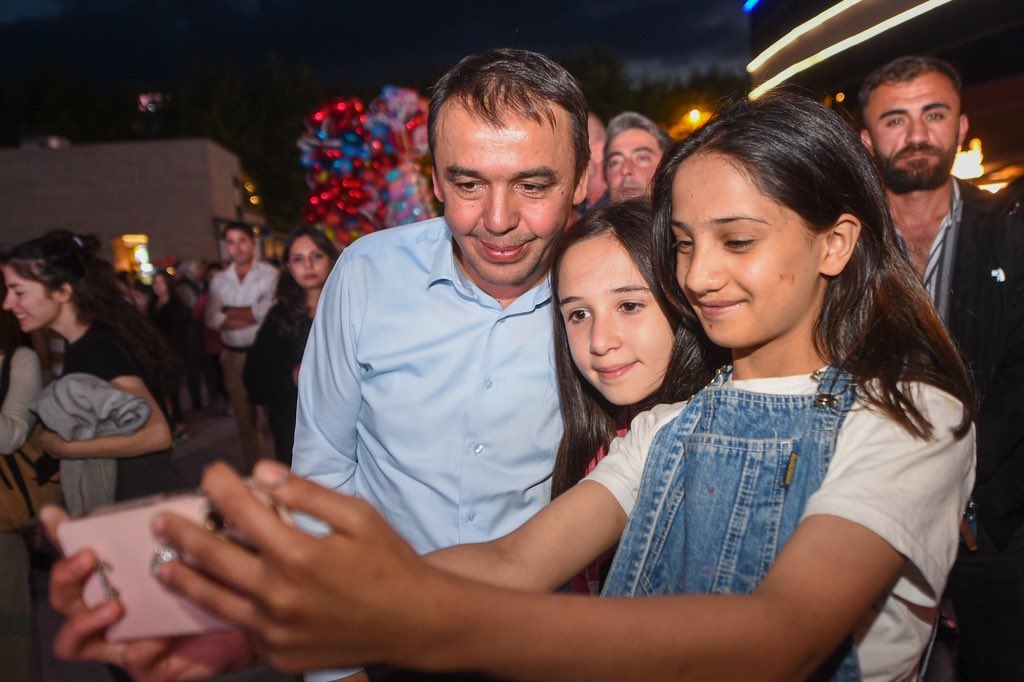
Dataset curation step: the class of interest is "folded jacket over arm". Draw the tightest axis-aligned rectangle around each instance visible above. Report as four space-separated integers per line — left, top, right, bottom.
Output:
32 373 152 516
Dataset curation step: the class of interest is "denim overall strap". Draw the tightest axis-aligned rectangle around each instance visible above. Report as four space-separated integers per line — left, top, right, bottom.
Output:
603 366 860 680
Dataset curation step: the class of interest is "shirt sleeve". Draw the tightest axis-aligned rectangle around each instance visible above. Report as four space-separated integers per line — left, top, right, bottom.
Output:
291 257 362 494
802 384 975 603
205 274 227 331
250 265 279 323
585 401 687 516
0 348 43 454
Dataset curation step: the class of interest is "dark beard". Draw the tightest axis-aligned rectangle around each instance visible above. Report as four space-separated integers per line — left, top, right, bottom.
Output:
879 142 957 194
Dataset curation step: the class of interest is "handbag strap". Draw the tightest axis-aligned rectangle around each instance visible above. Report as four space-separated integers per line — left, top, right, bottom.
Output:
1 452 37 517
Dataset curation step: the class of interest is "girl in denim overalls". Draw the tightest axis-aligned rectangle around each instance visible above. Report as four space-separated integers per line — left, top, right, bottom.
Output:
424 92 975 681
87 93 977 682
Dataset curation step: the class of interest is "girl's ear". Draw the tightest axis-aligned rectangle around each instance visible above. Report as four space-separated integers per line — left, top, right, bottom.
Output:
52 282 73 303
820 213 861 277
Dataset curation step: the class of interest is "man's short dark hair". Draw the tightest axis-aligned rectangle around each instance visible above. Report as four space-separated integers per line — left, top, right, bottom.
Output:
428 48 589 183
859 55 963 120
222 222 255 240
604 111 670 165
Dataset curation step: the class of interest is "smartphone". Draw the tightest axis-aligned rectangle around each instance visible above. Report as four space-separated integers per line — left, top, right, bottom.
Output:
56 490 237 641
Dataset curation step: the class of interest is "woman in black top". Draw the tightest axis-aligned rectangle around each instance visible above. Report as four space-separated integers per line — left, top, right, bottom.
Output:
149 268 195 436
1 231 184 501
244 226 337 465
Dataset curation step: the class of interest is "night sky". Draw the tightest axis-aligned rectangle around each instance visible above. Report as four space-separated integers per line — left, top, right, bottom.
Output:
0 0 751 89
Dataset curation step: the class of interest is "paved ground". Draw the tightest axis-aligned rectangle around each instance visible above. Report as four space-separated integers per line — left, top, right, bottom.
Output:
30 407 298 682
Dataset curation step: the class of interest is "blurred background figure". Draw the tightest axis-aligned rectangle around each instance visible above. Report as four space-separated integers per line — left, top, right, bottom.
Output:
0 305 43 682
114 271 150 315
245 227 337 465
148 268 196 440
193 263 228 414
603 111 670 203
205 225 278 470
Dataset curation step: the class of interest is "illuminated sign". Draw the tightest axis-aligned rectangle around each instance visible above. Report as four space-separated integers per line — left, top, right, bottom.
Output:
749 0 954 99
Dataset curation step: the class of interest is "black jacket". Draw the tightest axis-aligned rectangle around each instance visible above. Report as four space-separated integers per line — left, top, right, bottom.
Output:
948 178 1024 549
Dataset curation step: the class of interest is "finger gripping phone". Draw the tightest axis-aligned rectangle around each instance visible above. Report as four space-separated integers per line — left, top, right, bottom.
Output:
56 490 236 641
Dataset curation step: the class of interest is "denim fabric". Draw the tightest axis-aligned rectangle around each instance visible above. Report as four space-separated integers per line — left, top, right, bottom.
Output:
603 366 861 680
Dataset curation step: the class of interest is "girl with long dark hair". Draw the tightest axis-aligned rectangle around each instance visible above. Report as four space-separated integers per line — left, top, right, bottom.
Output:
549 198 707 593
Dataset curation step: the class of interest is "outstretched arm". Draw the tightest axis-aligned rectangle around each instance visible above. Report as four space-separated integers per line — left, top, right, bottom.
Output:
155 462 904 680
419 515 902 681
426 479 625 592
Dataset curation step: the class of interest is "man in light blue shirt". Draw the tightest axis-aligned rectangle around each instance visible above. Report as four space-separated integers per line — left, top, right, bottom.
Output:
293 51 587 680
293 49 589 558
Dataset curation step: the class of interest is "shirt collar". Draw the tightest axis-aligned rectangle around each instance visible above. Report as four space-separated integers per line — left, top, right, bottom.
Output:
427 228 552 312
947 179 963 228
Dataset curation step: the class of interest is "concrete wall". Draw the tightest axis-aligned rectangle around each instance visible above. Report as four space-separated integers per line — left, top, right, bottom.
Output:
0 138 253 263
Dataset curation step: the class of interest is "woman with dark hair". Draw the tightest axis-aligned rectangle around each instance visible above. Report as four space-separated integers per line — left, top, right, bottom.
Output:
1 231 183 502
244 226 338 464
149 269 193 438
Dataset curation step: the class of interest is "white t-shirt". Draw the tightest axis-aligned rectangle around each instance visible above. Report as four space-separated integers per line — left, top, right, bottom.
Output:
205 260 279 348
586 373 975 681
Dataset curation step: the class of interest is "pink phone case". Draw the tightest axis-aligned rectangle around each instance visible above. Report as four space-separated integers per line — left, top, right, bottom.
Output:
56 492 236 641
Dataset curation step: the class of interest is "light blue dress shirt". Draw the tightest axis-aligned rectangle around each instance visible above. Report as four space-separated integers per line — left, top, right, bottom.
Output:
292 216 562 555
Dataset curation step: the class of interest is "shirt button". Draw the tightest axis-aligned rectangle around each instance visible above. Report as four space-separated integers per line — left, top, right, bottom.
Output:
483 377 493 389
473 443 484 454
466 511 477 521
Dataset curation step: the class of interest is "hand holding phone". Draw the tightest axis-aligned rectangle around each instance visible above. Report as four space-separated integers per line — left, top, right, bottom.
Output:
56 491 236 641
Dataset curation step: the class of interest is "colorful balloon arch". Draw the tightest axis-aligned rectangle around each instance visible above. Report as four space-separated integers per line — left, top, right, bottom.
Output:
297 86 437 246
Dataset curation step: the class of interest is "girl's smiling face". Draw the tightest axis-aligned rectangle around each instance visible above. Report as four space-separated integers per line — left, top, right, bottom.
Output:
2 265 67 333
558 233 675 407
670 153 858 380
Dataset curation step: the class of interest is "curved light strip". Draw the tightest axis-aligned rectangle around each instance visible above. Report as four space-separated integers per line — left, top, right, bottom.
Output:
747 0 864 73
749 0 954 99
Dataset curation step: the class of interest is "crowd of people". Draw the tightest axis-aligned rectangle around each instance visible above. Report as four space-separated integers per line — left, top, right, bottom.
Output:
0 46 1021 682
